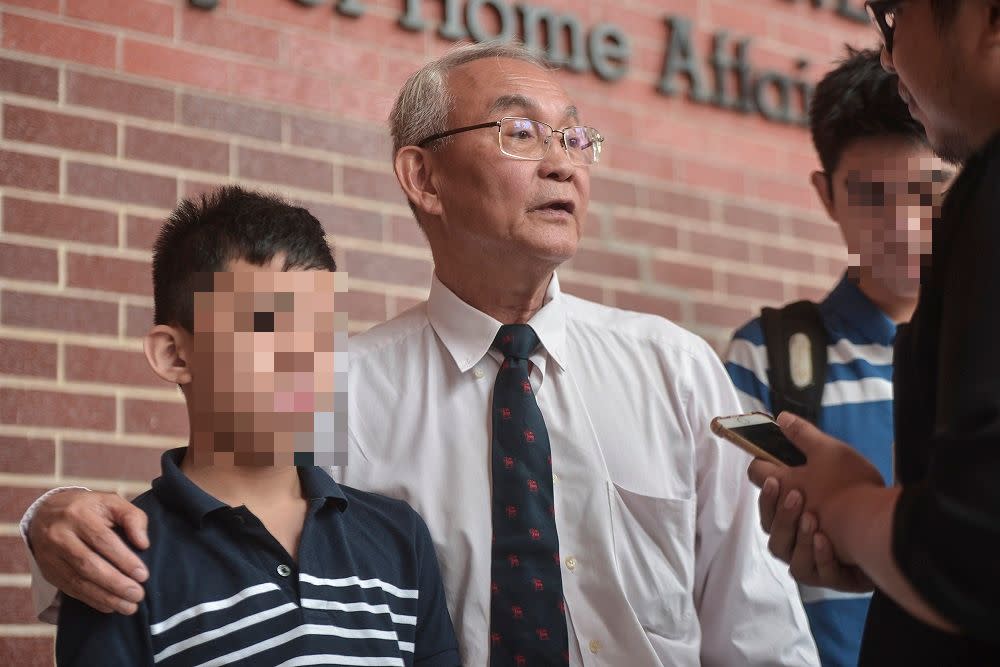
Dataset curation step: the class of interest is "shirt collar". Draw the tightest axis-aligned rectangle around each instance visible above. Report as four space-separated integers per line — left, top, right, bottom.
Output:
152 447 348 528
819 272 897 345
427 272 568 373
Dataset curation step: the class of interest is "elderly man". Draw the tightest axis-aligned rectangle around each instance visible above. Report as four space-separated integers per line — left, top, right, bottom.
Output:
22 42 817 666
749 1 1000 665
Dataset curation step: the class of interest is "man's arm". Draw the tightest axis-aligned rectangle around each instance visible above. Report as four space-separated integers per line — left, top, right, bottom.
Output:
688 342 819 666
56 591 155 666
21 488 150 620
411 510 462 667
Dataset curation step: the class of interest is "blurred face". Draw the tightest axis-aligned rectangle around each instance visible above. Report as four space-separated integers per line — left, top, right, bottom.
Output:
828 136 952 297
426 57 591 268
189 257 345 465
879 0 992 162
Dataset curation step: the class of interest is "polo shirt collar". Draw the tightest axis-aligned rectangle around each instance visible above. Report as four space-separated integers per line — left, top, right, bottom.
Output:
820 272 897 345
152 447 348 528
427 272 568 373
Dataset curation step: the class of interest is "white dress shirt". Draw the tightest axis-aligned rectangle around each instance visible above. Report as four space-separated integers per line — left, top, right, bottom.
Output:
24 271 817 666
338 273 818 666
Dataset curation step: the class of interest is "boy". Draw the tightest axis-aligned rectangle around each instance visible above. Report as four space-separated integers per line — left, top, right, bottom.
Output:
55 186 461 667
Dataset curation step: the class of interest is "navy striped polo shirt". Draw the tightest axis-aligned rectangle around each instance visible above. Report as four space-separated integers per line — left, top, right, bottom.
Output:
56 448 461 667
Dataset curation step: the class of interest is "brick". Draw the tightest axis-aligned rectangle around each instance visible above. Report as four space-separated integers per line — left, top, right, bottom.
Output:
679 159 747 197
615 291 682 321
568 247 640 280
231 62 332 111
2 290 119 336
65 345 162 387
690 230 751 262
795 283 831 302
286 35 379 80
67 162 177 209
647 188 712 221
124 398 189 438
0 388 116 431
0 535 32 573
387 215 427 248
0 242 58 283
289 116 390 161
612 216 679 248
4 105 117 155
2 13 116 68
67 253 151 297
126 304 154 337
651 259 714 291
4 0 59 11
181 6 279 59
126 214 163 251
3 197 118 246
0 436 56 475
559 279 603 303
343 249 431 287
606 144 673 181
230 0 338 31
723 272 785 301
790 215 844 246
590 176 638 207
125 127 230 174
62 441 165 481
0 339 57 378
341 166 404 204
123 39 230 92
238 147 333 193
0 57 58 100
181 179 230 200
755 176 817 210
761 245 817 273
179 94 282 142
340 289 387 323
0 150 59 192
0 586 36 624
0 638 53 667
722 203 782 235
66 71 175 122
0 486 50 523
694 301 755 329
66 0 174 37
299 201 382 242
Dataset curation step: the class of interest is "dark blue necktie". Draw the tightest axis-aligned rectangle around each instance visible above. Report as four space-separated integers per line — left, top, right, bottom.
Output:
489 324 569 666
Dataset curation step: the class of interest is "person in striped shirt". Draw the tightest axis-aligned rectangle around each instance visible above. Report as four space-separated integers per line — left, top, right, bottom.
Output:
55 186 461 667
724 48 952 667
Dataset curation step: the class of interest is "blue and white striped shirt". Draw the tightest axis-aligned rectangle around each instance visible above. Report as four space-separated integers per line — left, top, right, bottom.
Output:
724 274 896 667
56 448 461 667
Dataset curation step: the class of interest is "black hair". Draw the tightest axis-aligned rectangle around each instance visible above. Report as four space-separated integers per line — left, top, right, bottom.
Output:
929 0 960 25
809 46 928 176
152 185 336 333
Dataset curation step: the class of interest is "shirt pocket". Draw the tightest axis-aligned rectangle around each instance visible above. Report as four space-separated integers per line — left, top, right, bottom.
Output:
607 480 696 640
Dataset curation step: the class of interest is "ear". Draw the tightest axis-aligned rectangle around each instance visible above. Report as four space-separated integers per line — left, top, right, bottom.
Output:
143 324 193 386
394 146 443 220
810 170 836 219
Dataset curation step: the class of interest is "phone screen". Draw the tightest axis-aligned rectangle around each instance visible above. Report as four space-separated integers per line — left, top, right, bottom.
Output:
730 421 807 466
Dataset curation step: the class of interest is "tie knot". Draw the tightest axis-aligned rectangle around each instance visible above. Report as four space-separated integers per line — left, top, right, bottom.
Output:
493 324 540 360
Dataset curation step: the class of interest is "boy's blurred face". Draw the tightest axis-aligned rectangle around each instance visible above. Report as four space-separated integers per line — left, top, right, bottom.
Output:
827 136 952 297
188 256 346 466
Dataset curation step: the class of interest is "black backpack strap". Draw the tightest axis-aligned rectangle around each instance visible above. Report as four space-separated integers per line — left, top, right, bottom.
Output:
760 300 829 425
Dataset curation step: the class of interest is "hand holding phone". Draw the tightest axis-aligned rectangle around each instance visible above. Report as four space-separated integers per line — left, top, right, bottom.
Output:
710 412 807 466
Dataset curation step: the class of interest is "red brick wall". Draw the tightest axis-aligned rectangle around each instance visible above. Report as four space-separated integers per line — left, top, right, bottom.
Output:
0 0 871 661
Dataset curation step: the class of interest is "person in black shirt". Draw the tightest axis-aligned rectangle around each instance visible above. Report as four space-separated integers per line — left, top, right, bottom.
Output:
746 1 1000 665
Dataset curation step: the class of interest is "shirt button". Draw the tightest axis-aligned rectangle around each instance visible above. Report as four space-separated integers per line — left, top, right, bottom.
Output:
473 367 485 379
589 639 602 654
565 556 577 571
276 564 292 577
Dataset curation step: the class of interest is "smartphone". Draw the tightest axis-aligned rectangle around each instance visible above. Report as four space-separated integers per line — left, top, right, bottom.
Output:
710 412 807 467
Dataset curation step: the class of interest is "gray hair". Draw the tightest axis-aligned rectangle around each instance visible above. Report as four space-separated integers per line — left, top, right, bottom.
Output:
388 41 551 157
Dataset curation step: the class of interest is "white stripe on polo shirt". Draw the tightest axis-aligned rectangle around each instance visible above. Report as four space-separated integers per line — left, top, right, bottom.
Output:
300 598 417 625
273 655 406 667
150 582 282 635
194 624 407 667
299 572 420 599
821 377 893 406
154 602 298 663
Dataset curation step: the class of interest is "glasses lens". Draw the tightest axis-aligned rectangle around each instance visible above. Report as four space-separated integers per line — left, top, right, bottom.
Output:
563 126 602 165
500 118 547 159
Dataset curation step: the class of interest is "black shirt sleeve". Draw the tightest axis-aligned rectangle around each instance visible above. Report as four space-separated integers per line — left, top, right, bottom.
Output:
891 134 1000 642
411 511 463 667
56 593 155 666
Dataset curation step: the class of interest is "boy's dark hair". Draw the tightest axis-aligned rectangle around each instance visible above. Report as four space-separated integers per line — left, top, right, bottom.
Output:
152 185 336 332
929 0 960 25
809 46 928 176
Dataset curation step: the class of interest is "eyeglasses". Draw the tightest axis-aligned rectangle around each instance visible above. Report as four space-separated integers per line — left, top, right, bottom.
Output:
417 116 604 166
865 0 903 53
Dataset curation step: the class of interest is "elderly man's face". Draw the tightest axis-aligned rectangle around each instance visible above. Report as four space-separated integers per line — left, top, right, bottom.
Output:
427 57 590 267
